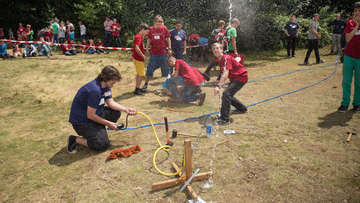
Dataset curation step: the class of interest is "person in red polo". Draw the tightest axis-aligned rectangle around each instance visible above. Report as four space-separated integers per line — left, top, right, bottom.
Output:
211 43 248 125
111 18 122 47
142 14 173 91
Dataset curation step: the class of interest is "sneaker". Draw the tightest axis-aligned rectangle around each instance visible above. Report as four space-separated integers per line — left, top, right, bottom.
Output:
330 52 335 55
288 56 291 58
191 88 202 95
292 55 296 57
304 61 311 65
232 108 248 114
168 98 182 103
352 106 360 113
214 119 230 125
139 88 147 93
338 105 348 113
316 60 325 64
198 92 206 105
141 84 148 91
67 135 78 154
105 51 109 54
134 89 144 96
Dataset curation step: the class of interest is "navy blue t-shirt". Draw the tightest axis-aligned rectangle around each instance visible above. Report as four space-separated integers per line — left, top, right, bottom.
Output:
169 28 187 52
327 19 347 34
69 78 112 125
284 22 300 36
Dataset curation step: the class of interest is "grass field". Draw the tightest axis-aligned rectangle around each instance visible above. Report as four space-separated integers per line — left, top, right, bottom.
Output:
0 47 359 203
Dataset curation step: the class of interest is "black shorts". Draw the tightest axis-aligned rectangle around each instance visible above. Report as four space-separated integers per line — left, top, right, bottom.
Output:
72 107 120 151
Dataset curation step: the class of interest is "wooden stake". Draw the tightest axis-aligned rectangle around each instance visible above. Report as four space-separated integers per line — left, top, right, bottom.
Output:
184 139 192 180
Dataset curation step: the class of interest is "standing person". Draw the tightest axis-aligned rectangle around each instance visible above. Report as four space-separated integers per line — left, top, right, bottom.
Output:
26 25 34 41
169 20 187 60
166 56 206 104
133 23 150 96
142 14 173 91
79 21 86 42
226 18 240 54
0 28 4 39
67 65 138 154
111 18 122 47
52 19 60 43
58 21 66 43
104 16 113 47
304 14 325 65
338 2 360 113
18 23 25 40
66 20 75 41
8 29 14 40
211 43 248 125
22 43 37 57
284 16 300 58
327 14 347 54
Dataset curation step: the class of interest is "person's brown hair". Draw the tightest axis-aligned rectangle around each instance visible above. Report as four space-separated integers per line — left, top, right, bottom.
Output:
140 23 150 30
218 20 225 27
97 65 122 82
354 1 360 8
313 13 319 17
166 56 176 67
154 15 164 22
230 18 240 25
211 43 224 50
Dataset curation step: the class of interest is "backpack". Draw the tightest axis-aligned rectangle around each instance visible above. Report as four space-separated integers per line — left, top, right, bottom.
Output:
208 28 229 47
37 29 47 38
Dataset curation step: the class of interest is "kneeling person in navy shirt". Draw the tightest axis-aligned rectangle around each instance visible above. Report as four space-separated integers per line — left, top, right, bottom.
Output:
67 65 138 154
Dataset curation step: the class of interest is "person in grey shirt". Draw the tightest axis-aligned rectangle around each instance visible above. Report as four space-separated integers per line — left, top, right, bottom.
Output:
304 13 325 64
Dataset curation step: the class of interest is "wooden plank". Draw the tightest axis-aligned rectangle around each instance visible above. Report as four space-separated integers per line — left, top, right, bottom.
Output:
186 185 198 202
151 178 185 190
171 162 182 177
184 139 192 180
191 172 213 182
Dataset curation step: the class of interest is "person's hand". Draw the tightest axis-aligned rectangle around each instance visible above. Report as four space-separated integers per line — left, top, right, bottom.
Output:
317 34 321 39
107 122 119 131
331 26 334 30
296 33 298 37
142 55 146 61
354 16 360 26
168 49 173 56
126 108 137 115
215 80 220 85
146 49 150 57
287 33 290 37
183 50 186 55
234 51 238 55
214 86 220 95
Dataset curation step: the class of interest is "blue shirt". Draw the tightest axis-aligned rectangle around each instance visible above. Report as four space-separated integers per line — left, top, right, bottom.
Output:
25 45 36 53
198 37 208 46
69 78 112 125
169 28 187 52
0 44 7 54
327 19 347 34
284 22 300 36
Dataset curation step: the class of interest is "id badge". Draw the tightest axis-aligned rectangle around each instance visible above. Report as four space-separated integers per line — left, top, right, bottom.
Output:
355 30 360 35
154 35 160 39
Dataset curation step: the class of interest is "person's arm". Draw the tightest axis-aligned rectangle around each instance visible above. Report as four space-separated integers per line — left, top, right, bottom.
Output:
284 29 289 36
296 27 300 36
183 40 187 55
345 17 360 42
135 44 146 61
146 38 151 57
87 106 118 130
166 37 172 55
327 21 332 28
84 26 86 35
30 46 35 54
104 21 107 28
311 27 321 39
171 69 180 78
214 69 229 95
106 98 137 115
231 36 237 54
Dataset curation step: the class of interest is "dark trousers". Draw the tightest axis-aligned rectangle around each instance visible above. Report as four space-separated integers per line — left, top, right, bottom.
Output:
304 39 320 62
72 107 121 151
221 80 247 122
112 35 122 47
104 31 113 47
205 60 218 75
287 35 297 56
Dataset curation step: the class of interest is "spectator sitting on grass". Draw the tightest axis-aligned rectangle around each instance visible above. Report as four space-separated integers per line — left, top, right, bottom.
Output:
22 43 37 57
0 41 12 59
96 39 109 54
13 44 22 58
81 38 89 53
86 39 96 54
61 40 76 56
38 36 52 58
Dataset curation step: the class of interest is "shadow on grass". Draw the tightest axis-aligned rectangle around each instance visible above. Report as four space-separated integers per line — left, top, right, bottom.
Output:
48 143 127 166
318 111 355 129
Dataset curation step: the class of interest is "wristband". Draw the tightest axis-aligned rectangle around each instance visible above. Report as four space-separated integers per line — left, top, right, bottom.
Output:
216 85 221 88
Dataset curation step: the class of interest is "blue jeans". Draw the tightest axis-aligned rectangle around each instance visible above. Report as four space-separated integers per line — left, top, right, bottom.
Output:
104 31 112 47
146 54 172 77
23 52 37 57
39 46 50 56
69 33 75 41
173 49 184 60
65 50 76 56
53 34 59 43
81 34 86 42
168 76 202 103
0 53 11 58
86 49 96 54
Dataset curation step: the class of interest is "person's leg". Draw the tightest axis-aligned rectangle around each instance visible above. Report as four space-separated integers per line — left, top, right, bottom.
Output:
70 50 76 55
181 83 199 103
352 57 360 107
291 36 296 56
104 31 109 47
65 51 71 56
341 55 354 107
331 34 336 53
313 39 320 62
159 54 172 77
109 35 113 47
287 36 291 57
54 34 58 43
304 39 314 62
336 34 341 53
134 59 145 89
144 54 160 86
168 76 186 99
220 80 246 122
32 53 37 57
205 61 218 75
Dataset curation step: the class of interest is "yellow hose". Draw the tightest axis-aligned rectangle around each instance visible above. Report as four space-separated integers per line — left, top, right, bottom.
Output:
137 112 185 176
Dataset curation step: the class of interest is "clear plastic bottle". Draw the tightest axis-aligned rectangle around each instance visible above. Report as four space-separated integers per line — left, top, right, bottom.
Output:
206 115 212 137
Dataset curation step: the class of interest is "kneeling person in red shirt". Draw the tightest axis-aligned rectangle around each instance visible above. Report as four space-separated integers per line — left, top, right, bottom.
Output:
166 56 206 105
212 43 248 125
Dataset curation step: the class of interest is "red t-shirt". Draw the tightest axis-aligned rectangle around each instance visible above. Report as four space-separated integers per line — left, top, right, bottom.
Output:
61 45 68 54
88 43 95 50
146 25 171 55
111 23 121 36
175 60 205 86
218 54 248 83
18 27 25 34
344 19 360 59
96 43 103 50
81 42 89 48
13 48 21 54
132 33 144 61
189 34 201 41
0 31 4 38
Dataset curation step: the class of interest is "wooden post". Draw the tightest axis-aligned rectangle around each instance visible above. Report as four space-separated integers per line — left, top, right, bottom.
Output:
184 139 192 180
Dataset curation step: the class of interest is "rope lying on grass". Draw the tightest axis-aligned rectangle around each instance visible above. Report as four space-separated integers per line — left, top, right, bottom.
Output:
120 52 340 130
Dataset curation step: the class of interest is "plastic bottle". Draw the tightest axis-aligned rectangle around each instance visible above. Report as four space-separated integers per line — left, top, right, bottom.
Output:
206 115 212 137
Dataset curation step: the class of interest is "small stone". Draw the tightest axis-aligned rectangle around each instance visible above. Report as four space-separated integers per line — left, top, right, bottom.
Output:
291 157 296 160
97 187 100 190
354 174 358 177
238 157 243 161
284 140 288 143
